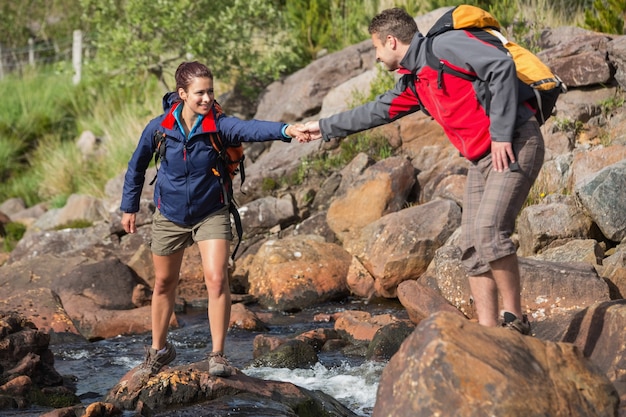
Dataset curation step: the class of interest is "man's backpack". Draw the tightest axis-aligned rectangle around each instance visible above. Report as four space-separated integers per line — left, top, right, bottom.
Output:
150 101 246 260
424 4 566 125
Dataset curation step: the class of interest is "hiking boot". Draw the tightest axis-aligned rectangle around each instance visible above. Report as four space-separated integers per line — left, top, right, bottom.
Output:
141 341 177 375
207 352 233 377
502 312 532 335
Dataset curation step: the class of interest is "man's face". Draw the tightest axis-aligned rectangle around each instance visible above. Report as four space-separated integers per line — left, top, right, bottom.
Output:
371 33 400 71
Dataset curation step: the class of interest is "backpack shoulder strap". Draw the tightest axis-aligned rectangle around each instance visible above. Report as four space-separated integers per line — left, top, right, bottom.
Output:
208 131 244 261
149 130 167 185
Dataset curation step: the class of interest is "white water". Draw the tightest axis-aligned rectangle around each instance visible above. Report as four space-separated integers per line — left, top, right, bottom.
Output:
6 300 404 416
244 361 385 416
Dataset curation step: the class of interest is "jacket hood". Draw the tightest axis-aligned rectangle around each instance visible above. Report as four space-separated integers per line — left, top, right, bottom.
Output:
162 91 180 112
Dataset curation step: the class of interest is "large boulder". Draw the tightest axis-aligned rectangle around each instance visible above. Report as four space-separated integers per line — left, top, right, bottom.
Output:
248 235 351 311
373 312 619 417
422 245 611 325
105 363 357 417
561 299 626 413
345 199 462 298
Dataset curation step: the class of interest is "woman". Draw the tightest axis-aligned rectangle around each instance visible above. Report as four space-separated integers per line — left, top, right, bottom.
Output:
121 61 307 377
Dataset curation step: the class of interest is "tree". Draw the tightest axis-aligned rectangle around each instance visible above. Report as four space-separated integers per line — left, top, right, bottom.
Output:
80 0 303 95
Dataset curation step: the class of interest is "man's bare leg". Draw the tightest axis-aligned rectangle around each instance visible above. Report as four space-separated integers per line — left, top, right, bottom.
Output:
469 253 523 327
468 274 499 327
490 253 523 318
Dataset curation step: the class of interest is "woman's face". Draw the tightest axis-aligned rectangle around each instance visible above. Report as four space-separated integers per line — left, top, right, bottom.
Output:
178 76 215 116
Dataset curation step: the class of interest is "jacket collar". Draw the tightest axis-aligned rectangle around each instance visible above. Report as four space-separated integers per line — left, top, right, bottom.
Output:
398 32 425 74
160 101 219 133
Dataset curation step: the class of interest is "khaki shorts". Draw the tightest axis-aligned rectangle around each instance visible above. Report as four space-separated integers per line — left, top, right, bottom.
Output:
151 207 233 256
460 118 545 276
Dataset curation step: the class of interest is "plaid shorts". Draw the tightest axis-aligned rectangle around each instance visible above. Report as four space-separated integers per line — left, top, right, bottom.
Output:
460 118 545 276
150 206 233 256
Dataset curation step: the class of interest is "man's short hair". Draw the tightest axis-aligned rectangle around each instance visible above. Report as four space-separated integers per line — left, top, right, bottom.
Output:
368 7 419 44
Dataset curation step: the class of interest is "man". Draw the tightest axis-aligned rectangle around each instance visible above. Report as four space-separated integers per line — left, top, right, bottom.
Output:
303 7 544 334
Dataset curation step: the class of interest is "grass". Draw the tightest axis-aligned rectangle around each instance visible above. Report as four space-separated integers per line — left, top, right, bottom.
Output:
0 68 79 205
0 67 163 206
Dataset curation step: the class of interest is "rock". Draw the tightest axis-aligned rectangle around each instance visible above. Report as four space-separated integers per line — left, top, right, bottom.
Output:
366 320 415 361
569 145 626 189
423 245 611 324
345 256 376 299
326 156 416 242
8 223 116 264
598 242 626 299
236 141 322 205
312 173 342 211
561 299 626 414
238 195 298 237
0 198 27 217
295 328 342 352
538 31 614 87
335 153 375 197
106 361 357 416
0 287 83 343
345 199 462 298
319 70 378 118
52 194 109 230
229 303 268 332
255 40 376 123
253 334 288 359
608 34 626 90
517 194 595 256
529 238 605 266
373 312 619 417
248 235 351 311
0 254 166 341
397 279 466 324
334 310 399 343
251 339 318 369
75 130 101 158
288 210 338 243
576 159 626 242
0 312 79 411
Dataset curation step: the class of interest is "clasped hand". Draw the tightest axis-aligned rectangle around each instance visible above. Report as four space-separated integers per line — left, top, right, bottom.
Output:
286 121 323 143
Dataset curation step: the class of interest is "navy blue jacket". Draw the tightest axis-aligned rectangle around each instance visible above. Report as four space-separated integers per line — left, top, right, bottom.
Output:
120 93 291 225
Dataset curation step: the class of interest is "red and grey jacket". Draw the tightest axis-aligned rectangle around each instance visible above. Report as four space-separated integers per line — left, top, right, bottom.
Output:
319 30 534 161
120 93 291 226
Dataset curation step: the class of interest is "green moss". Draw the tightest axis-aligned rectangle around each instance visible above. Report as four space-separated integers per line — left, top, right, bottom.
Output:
54 219 93 230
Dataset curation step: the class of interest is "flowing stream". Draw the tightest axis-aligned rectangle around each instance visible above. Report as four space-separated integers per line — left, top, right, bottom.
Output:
6 298 406 417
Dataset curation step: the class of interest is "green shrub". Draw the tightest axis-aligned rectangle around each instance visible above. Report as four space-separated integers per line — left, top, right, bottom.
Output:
262 177 278 193
2 222 27 252
585 0 625 34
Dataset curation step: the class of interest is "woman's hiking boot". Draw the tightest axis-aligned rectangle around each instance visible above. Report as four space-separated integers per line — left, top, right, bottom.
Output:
207 352 234 377
141 341 177 375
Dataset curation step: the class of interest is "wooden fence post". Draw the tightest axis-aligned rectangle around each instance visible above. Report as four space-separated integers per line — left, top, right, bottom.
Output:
28 38 35 67
72 30 82 85
0 44 4 80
